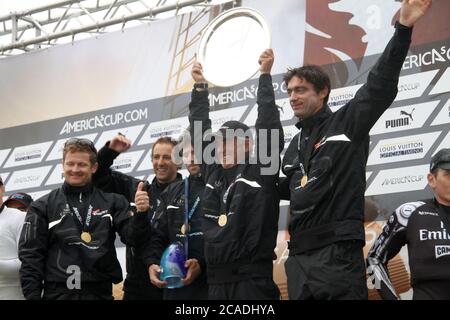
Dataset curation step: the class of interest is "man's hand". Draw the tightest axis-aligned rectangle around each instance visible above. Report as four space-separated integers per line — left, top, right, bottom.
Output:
399 0 432 27
109 134 132 153
191 62 207 84
259 48 274 75
135 181 150 213
149 264 167 288
181 258 201 286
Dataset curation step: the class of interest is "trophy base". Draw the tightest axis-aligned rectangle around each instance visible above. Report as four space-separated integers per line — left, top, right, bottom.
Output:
164 276 184 289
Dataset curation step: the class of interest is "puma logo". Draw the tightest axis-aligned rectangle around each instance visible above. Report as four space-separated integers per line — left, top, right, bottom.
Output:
400 108 415 121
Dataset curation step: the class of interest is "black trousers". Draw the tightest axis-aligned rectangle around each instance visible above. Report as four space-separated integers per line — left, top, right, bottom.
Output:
208 278 280 300
285 240 368 300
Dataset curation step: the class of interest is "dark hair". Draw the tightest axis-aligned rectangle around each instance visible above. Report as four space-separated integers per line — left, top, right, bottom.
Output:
63 138 97 164
283 65 331 104
151 136 178 157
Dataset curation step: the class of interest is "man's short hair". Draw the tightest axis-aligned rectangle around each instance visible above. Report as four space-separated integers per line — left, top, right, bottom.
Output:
151 136 178 156
283 65 331 104
63 138 97 165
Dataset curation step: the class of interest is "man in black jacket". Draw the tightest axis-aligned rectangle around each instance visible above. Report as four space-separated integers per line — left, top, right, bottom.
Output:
19 138 150 300
280 0 432 299
146 141 207 300
189 49 284 299
93 136 182 299
367 148 450 300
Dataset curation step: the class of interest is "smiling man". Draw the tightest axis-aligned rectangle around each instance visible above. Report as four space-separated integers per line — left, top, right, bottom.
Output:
19 138 151 300
280 0 432 300
368 148 450 300
93 135 182 300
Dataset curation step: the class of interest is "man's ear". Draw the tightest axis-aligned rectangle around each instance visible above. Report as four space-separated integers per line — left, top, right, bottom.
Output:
427 172 436 190
91 162 99 174
319 87 329 100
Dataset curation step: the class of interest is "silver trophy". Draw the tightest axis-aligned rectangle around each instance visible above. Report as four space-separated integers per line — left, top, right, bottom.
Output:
197 7 271 87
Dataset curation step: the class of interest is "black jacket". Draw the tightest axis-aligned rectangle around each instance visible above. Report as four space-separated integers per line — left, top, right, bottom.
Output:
92 143 182 296
367 199 450 300
144 173 207 299
280 23 412 254
189 74 284 284
18 183 149 300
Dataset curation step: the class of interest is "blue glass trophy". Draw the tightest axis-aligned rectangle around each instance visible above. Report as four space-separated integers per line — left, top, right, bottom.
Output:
159 241 187 289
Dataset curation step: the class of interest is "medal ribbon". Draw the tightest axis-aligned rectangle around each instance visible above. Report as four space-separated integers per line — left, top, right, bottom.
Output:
183 178 200 258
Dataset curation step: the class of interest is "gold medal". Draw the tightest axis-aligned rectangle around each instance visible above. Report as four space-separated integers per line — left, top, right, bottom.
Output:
218 214 227 227
181 224 187 235
300 175 308 188
81 231 92 243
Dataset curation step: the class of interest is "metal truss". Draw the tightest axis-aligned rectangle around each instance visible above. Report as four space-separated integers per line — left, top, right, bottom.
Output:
0 0 214 58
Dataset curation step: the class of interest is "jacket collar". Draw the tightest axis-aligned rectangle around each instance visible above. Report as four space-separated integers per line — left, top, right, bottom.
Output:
62 181 94 195
151 172 183 191
295 104 332 130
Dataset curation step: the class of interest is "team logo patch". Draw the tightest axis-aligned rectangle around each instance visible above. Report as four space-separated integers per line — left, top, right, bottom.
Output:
398 203 415 219
435 245 450 259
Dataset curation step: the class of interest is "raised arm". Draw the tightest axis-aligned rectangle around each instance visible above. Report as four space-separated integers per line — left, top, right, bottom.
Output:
188 62 214 180
335 0 432 143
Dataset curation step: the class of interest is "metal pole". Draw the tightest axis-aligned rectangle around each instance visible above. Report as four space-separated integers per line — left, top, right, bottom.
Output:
0 0 210 52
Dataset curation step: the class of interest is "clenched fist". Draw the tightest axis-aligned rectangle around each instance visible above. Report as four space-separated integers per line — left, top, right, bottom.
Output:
109 134 132 153
259 48 274 75
191 62 207 84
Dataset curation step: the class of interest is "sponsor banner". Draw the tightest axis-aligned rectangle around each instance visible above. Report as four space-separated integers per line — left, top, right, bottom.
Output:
46 133 98 161
110 150 146 174
208 85 257 108
45 164 64 186
28 189 52 201
0 149 11 168
329 84 363 112
403 45 450 71
434 131 450 154
137 150 153 172
94 124 146 150
431 98 450 126
210 106 248 132
146 174 156 183
365 164 429 196
370 100 439 135
282 125 299 147
0 172 10 184
5 166 53 192
3 142 53 168
244 98 294 125
430 67 450 95
394 70 439 101
138 117 188 146
59 108 149 136
368 131 441 165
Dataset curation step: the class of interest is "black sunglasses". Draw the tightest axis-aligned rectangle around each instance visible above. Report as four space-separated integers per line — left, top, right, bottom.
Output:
64 138 97 153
